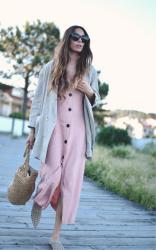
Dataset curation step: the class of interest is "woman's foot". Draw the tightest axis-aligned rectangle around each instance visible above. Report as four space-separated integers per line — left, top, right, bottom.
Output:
48 238 64 250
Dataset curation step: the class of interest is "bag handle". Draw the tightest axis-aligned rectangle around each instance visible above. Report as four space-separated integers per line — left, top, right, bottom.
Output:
23 143 31 172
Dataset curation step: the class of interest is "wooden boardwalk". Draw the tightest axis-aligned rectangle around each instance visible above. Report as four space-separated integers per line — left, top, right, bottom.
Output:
0 134 156 250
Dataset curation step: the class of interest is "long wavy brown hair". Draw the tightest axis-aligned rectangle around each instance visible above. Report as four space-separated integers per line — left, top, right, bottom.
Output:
48 25 93 99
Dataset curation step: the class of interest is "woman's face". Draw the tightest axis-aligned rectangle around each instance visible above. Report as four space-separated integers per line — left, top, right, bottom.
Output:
69 28 85 53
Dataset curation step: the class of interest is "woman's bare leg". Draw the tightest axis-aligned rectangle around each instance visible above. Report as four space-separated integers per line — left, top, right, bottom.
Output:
51 194 63 240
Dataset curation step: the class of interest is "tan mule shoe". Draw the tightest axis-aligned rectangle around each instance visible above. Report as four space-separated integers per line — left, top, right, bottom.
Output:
48 238 65 250
31 202 42 229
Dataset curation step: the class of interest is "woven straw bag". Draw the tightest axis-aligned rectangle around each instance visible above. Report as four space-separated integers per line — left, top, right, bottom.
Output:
7 144 38 205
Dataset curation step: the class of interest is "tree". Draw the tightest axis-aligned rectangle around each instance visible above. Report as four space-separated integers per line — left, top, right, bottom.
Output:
98 80 109 111
0 19 60 135
99 81 109 100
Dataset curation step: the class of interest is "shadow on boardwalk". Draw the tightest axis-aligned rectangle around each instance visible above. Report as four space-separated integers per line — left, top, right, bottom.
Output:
0 134 156 250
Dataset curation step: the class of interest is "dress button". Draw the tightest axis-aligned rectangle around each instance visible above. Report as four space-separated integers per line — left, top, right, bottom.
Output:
69 93 72 96
66 124 70 127
64 140 67 144
68 108 72 111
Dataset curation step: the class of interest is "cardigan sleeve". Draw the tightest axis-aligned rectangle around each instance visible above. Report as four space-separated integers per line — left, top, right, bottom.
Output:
90 66 101 108
28 65 46 128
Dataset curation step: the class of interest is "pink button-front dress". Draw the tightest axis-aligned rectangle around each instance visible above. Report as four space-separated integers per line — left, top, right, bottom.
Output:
33 87 86 224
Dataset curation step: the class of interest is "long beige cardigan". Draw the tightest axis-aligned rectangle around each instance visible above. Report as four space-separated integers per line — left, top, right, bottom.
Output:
28 60 101 163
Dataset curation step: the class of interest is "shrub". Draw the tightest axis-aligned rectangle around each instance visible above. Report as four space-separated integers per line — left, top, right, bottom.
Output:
9 112 23 119
9 112 29 120
96 126 131 146
111 145 135 159
142 142 156 158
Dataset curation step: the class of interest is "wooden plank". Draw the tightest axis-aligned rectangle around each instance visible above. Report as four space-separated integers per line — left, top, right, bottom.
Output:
0 236 155 246
0 207 155 216
0 245 94 250
0 222 155 230
0 216 155 225
0 211 155 221
0 246 155 250
0 228 155 237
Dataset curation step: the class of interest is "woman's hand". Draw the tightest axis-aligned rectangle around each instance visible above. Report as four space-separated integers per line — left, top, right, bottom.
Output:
26 128 35 149
75 80 95 104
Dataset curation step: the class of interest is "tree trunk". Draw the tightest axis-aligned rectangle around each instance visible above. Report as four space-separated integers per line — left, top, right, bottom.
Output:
21 75 29 136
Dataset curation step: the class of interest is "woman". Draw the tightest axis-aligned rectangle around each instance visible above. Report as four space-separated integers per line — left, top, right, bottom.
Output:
27 25 101 249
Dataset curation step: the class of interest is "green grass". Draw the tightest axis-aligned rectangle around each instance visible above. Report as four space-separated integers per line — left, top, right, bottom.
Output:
85 144 156 210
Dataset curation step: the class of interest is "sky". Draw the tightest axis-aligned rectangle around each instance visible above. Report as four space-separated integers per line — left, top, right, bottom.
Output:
0 0 156 113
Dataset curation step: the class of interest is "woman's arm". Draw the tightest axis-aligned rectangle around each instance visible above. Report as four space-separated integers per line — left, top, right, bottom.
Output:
26 127 35 149
89 66 101 108
28 66 46 128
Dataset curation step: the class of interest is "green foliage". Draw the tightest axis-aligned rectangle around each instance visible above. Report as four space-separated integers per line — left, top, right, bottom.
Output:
96 126 131 146
99 81 109 98
85 145 156 210
94 80 109 112
141 143 156 158
9 112 28 120
0 19 60 79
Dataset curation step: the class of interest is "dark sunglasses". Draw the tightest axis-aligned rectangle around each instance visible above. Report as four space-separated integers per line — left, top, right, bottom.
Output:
70 32 90 43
